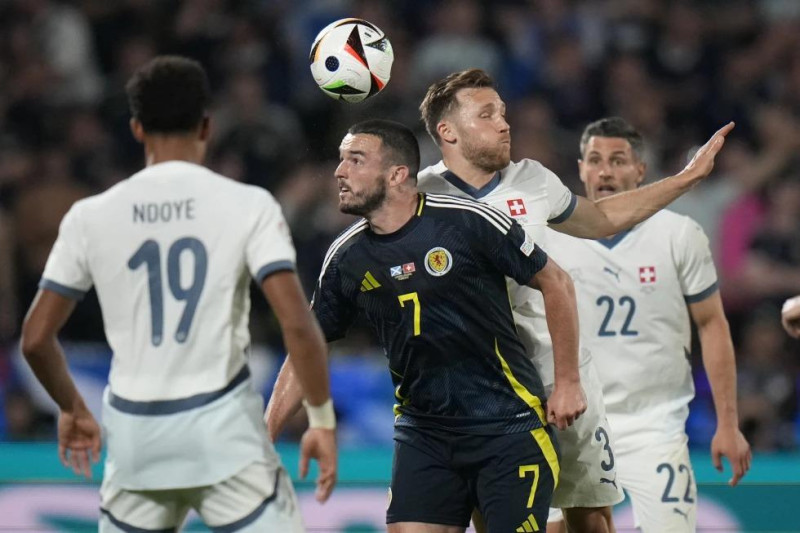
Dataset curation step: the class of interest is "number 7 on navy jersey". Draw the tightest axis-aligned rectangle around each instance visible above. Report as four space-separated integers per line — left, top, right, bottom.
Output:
128 237 208 346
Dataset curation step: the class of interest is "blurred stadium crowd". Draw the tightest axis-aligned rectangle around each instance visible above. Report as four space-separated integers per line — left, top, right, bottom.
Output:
0 0 798 451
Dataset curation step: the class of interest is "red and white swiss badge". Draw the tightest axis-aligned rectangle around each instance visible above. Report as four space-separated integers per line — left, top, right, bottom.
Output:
507 198 527 217
639 266 656 284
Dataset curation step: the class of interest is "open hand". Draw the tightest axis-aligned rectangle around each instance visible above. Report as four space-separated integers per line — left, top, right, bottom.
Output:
299 427 338 503
57 408 101 479
681 122 735 184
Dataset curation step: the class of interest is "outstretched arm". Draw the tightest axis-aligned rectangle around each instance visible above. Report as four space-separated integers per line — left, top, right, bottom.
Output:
21 289 101 479
260 271 337 502
689 291 751 486
528 257 586 430
552 122 734 238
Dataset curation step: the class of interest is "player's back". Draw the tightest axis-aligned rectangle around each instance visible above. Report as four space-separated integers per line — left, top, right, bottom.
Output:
43 161 293 489
66 161 288 401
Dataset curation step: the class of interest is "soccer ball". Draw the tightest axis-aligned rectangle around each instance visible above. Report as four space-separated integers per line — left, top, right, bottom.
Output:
309 18 393 103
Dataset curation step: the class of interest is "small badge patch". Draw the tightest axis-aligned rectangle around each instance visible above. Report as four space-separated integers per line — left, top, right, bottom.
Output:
424 247 453 276
390 262 416 280
520 231 535 256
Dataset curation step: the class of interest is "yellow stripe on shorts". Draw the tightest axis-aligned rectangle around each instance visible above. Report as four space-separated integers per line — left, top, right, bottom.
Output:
495 339 560 488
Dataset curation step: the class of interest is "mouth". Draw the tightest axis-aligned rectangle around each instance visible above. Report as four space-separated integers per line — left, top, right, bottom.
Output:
595 184 617 198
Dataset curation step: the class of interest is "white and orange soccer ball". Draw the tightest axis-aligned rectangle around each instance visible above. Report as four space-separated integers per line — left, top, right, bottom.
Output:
309 18 394 103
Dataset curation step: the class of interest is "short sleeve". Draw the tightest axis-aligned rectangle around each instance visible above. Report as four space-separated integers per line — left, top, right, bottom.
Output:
311 252 357 342
247 191 297 283
545 167 577 224
675 217 718 303
462 203 548 286
40 204 92 299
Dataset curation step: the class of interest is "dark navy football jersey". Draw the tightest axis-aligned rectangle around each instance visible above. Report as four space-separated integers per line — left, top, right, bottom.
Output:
312 193 549 435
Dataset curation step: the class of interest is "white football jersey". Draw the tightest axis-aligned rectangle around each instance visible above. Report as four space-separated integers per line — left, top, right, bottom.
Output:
418 159 578 390
42 161 295 488
545 210 718 451
41 160 295 400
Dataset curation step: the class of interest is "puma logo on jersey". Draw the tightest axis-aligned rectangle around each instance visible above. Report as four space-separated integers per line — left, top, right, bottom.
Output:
360 271 382 292
673 508 690 521
603 266 620 282
515 513 540 532
600 475 617 489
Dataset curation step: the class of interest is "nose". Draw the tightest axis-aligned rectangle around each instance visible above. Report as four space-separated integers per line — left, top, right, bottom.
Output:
335 160 347 179
498 115 510 132
597 161 613 178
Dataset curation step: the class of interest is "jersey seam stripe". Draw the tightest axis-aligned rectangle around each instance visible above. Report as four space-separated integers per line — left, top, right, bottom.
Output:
426 200 512 235
426 200 509 234
426 193 513 229
425 192 513 226
318 220 369 284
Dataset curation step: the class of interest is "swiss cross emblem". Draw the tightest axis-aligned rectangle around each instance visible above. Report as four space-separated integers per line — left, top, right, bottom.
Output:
507 198 527 216
639 266 656 283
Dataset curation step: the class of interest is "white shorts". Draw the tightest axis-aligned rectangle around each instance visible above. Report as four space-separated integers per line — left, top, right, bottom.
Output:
615 435 696 532
550 361 624 509
99 461 304 532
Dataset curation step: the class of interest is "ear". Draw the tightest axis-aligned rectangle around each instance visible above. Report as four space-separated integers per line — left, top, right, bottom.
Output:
388 165 411 187
199 116 211 141
577 158 588 185
635 160 647 186
130 118 145 143
437 120 456 145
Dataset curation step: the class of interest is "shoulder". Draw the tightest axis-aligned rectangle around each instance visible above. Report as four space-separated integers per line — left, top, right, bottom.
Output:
502 159 556 184
424 193 514 233
647 209 704 237
321 219 369 270
417 161 449 190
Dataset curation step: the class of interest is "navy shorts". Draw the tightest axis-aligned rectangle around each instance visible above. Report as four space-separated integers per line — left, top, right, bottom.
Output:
387 425 560 532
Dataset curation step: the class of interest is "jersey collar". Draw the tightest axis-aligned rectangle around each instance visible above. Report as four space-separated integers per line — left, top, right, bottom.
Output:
441 167 502 199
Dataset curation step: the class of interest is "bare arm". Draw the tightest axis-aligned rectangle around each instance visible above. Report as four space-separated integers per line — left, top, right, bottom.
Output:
261 271 330 406
260 270 336 502
552 122 734 239
21 289 101 478
528 257 586 430
689 291 751 486
264 357 304 440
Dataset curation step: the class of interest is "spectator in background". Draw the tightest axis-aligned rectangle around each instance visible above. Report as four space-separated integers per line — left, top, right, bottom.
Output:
13 0 103 107
0 210 17 342
212 72 307 190
737 308 798 450
410 0 502 93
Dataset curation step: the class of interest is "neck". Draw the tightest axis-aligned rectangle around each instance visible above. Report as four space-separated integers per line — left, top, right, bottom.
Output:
441 151 496 188
143 135 205 167
367 191 419 235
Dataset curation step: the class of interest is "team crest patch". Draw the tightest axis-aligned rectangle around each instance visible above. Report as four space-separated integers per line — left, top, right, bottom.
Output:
639 266 656 284
424 247 453 276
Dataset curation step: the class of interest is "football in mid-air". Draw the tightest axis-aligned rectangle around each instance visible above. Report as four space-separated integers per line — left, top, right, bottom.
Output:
309 18 393 103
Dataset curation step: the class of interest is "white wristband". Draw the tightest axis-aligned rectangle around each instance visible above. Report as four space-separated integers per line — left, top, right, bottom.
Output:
303 398 336 429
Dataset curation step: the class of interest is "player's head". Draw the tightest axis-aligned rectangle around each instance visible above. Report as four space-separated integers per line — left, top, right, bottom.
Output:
126 55 211 141
335 119 420 217
420 69 511 172
578 117 646 201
